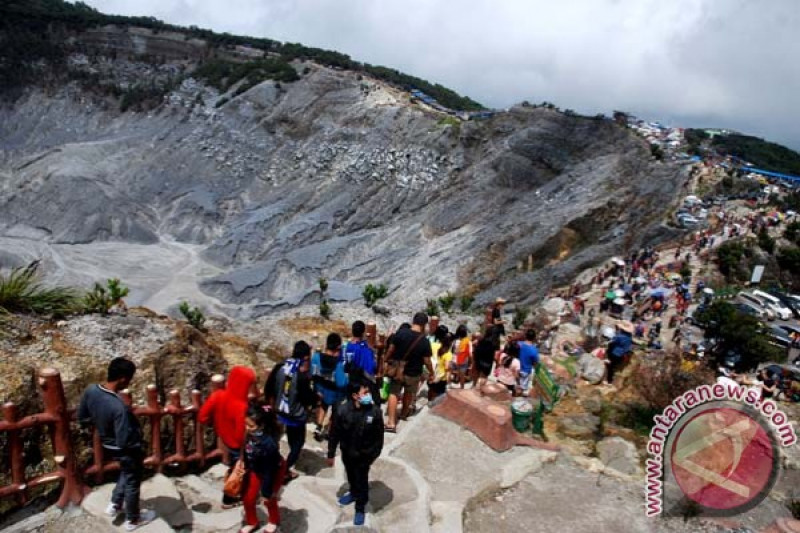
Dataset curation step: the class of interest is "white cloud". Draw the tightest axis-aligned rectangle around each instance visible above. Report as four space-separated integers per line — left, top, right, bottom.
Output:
81 0 800 149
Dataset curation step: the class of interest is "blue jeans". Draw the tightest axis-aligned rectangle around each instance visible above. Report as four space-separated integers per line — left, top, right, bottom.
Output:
109 447 144 521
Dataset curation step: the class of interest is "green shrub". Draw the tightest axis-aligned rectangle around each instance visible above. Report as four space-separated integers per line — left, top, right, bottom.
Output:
84 278 129 314
363 283 388 307
318 277 329 293
0 262 80 317
758 228 776 254
319 299 331 320
425 299 440 318
179 301 205 329
512 306 529 330
784 221 800 244
459 294 474 312
438 292 456 314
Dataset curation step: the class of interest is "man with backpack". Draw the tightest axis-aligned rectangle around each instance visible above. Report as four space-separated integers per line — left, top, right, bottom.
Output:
264 340 318 482
311 333 349 441
342 320 376 377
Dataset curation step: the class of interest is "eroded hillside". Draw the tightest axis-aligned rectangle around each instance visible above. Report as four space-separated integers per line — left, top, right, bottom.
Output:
0 23 686 317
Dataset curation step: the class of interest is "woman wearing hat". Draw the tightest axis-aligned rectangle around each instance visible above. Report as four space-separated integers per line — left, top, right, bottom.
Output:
605 321 633 386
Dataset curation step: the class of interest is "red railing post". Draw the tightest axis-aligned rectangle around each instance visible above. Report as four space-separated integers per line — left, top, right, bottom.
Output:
366 322 377 349
429 316 439 335
91 429 105 484
3 403 26 506
191 390 205 467
38 368 87 507
145 385 163 473
166 390 186 469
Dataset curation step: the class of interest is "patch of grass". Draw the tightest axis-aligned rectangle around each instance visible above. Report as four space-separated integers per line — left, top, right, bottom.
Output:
0 262 80 318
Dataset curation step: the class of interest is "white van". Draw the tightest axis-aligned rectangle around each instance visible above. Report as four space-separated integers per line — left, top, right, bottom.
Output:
752 290 793 320
738 292 775 320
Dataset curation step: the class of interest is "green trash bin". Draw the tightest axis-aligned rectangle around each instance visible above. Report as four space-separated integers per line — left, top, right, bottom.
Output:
511 400 533 433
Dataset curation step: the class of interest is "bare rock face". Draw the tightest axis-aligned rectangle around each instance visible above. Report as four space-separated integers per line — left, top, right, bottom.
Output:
0 29 686 318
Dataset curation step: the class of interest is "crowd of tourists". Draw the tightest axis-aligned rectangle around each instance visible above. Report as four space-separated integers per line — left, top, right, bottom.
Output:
76 306 546 531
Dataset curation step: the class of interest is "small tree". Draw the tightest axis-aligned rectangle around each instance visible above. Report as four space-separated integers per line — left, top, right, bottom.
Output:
425 299 440 317
438 292 456 314
319 299 331 320
84 278 129 314
318 277 331 319
757 228 776 255
459 294 475 312
512 306 529 330
363 283 388 307
179 301 206 330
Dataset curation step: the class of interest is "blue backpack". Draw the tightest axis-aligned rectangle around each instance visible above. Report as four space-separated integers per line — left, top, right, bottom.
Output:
342 340 376 376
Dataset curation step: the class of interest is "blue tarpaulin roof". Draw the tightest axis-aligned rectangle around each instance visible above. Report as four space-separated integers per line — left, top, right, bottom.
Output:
744 167 800 183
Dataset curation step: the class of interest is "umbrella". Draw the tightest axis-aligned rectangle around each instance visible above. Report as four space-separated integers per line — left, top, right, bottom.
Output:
634 276 647 284
613 298 627 306
650 287 668 298
615 289 626 297
613 258 626 266
605 290 616 300
703 288 714 295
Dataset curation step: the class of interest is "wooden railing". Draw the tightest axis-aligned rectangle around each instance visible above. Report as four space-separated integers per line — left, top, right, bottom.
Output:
0 368 226 510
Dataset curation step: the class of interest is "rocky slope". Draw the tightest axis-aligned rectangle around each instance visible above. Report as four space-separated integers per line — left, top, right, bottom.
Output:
0 24 687 318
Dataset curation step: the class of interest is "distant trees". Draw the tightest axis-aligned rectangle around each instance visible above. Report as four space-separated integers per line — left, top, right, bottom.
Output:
711 133 800 176
0 0 485 112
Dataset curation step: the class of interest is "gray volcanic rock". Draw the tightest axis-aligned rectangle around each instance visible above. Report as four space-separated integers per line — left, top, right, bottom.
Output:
0 53 687 316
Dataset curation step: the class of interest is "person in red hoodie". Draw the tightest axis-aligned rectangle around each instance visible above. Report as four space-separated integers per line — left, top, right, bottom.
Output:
199 365 256 506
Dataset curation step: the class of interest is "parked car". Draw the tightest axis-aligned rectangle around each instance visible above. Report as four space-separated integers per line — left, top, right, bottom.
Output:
738 293 775 320
678 214 701 228
777 323 800 340
769 325 793 347
767 290 800 318
734 301 768 321
752 290 793 320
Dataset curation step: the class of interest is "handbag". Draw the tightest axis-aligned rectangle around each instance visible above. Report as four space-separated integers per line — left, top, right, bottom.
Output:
385 332 425 381
223 456 246 498
223 427 249 498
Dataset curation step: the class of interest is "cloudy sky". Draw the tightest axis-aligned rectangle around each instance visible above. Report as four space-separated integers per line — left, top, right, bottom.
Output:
81 0 800 150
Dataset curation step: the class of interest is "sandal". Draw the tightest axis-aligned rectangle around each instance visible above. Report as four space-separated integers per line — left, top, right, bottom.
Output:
384 425 397 433
283 470 299 484
264 524 279 533
239 525 258 533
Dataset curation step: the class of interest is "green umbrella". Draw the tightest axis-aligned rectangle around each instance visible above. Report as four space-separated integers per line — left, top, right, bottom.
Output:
605 290 616 300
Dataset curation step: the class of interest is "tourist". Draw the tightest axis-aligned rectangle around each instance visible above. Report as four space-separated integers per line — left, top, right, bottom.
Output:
326 377 384 527
517 329 540 396
342 320 376 378
472 328 497 393
240 402 285 533
382 312 434 432
760 369 778 401
429 331 453 400
491 297 507 342
605 321 633 386
78 358 156 531
495 341 520 394
199 365 257 507
263 341 317 483
450 324 472 388
310 333 349 441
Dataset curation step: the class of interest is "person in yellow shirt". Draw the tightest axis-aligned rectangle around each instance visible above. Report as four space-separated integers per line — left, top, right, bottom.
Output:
429 328 453 401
